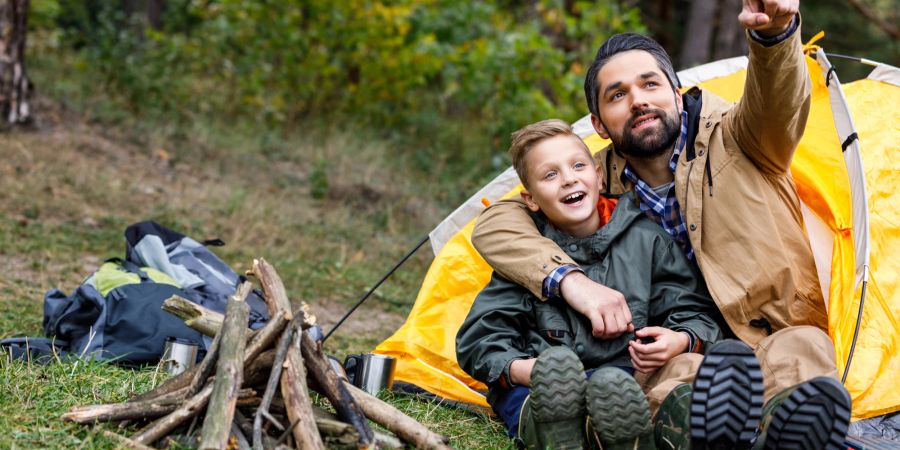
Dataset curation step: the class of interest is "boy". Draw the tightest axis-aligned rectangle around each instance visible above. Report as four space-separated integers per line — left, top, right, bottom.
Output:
456 119 722 450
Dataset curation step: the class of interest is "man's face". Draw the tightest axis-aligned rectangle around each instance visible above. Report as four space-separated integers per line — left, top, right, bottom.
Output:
520 135 602 238
590 50 682 159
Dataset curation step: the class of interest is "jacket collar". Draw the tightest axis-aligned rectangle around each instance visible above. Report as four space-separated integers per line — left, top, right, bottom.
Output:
535 192 645 263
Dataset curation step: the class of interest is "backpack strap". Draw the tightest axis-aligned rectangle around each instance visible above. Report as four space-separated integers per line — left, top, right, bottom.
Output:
105 257 150 282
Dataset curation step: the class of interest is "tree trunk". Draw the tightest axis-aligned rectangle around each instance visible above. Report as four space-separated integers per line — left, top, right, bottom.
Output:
0 0 31 125
680 0 717 68
712 0 747 60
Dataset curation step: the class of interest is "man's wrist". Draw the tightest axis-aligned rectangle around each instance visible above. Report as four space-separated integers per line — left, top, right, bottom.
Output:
750 14 799 44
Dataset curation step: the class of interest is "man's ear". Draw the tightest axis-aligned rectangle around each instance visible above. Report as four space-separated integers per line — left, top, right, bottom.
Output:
591 114 609 139
595 164 606 192
520 189 541 213
674 88 683 112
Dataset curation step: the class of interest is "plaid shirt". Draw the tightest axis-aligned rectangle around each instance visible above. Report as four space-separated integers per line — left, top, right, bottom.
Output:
622 110 694 260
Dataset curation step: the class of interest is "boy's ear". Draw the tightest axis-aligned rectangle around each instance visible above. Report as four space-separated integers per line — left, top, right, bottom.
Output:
591 114 609 139
520 189 541 213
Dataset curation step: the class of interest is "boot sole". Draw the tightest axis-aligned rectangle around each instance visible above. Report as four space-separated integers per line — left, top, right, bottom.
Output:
690 339 764 450
763 376 851 450
586 367 653 448
529 346 586 449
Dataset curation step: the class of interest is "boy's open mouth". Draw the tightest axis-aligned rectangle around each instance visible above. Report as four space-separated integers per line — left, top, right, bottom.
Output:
562 192 586 204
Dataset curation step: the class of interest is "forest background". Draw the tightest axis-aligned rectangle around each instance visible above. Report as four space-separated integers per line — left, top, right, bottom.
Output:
0 0 897 448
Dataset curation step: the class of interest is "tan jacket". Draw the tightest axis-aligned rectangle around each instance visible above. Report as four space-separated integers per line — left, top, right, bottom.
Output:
471 29 828 347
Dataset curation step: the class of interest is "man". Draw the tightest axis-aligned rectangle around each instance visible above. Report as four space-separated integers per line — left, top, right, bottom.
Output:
471 1 852 448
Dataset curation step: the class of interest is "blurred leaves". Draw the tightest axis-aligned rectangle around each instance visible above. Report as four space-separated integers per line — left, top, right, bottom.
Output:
33 0 644 145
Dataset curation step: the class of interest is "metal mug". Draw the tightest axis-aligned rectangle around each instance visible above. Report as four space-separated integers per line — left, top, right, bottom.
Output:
327 355 349 381
343 353 396 395
161 337 199 376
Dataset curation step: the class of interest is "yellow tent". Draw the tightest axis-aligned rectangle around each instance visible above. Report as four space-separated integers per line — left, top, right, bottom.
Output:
375 45 900 421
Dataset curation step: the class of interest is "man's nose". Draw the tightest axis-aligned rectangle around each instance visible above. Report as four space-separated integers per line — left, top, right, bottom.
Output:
630 92 649 111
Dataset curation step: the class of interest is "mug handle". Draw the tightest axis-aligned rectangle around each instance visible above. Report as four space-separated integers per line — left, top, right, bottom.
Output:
343 354 361 386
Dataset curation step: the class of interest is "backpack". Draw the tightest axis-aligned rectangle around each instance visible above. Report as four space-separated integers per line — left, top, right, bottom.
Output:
35 221 269 365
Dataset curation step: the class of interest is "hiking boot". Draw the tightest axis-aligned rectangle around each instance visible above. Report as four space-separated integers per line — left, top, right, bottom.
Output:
518 346 587 450
690 340 764 450
753 376 851 450
653 383 692 450
586 367 655 449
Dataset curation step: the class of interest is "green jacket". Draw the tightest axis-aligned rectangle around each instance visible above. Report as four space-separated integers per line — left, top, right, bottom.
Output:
456 192 722 406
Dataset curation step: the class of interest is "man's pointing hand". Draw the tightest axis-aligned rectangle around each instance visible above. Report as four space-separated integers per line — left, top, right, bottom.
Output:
739 0 799 37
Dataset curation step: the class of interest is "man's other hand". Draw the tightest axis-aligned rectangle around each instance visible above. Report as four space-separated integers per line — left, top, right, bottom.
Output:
560 271 634 339
628 327 690 373
739 0 798 37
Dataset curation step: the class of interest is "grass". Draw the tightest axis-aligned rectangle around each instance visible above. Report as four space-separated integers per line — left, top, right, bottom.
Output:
0 38 511 449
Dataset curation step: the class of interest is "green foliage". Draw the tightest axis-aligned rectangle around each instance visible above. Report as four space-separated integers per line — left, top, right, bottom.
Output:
309 157 330 200
33 1 644 184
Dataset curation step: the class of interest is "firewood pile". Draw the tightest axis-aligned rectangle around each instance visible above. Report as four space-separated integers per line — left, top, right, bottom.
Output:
61 259 452 450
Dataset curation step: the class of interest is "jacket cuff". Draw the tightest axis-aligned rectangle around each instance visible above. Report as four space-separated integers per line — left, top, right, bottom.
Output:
749 14 799 47
675 328 704 354
542 264 583 301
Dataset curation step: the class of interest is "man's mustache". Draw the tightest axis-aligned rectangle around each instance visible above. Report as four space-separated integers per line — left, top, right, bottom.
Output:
625 108 667 130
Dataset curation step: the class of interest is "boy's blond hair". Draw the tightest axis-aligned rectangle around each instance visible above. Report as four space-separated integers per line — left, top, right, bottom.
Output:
509 119 591 188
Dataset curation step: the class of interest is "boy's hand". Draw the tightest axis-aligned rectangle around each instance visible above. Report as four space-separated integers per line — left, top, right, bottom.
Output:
739 0 798 37
509 358 537 387
628 327 690 373
560 272 634 339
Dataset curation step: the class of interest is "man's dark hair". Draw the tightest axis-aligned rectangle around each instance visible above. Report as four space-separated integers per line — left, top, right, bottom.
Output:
584 33 681 117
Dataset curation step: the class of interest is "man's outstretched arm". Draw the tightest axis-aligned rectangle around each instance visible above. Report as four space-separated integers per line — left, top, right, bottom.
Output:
728 0 810 175
471 198 634 338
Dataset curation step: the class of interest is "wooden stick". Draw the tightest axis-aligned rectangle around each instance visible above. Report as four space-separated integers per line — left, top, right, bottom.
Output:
62 401 178 423
161 295 226 337
313 407 403 449
243 349 276 388
250 258 294 319
63 385 258 423
232 422 252 450
102 430 156 450
199 282 251 450
280 325 324 450
344 383 451 450
187 326 222 398
299 330 374 447
129 365 198 403
133 383 214 445
243 309 289 364
254 321 294 450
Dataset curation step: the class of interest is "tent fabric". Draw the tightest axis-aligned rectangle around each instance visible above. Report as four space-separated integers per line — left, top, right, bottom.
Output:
375 53 900 420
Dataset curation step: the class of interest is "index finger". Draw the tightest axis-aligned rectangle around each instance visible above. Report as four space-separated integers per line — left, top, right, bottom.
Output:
630 339 667 355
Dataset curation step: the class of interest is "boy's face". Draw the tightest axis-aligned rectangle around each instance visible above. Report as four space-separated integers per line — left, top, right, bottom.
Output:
590 50 683 159
520 134 602 237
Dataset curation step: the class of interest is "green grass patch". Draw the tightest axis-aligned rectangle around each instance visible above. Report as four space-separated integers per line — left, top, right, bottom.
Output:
0 45 511 450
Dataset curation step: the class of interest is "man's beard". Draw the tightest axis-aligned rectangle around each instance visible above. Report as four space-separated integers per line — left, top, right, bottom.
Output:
608 108 680 159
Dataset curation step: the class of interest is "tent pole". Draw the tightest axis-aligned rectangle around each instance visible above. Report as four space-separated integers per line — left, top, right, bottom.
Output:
841 277 868 383
323 235 430 342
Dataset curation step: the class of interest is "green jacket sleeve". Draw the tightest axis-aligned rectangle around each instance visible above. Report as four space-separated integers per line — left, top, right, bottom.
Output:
647 238 723 346
455 273 535 387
